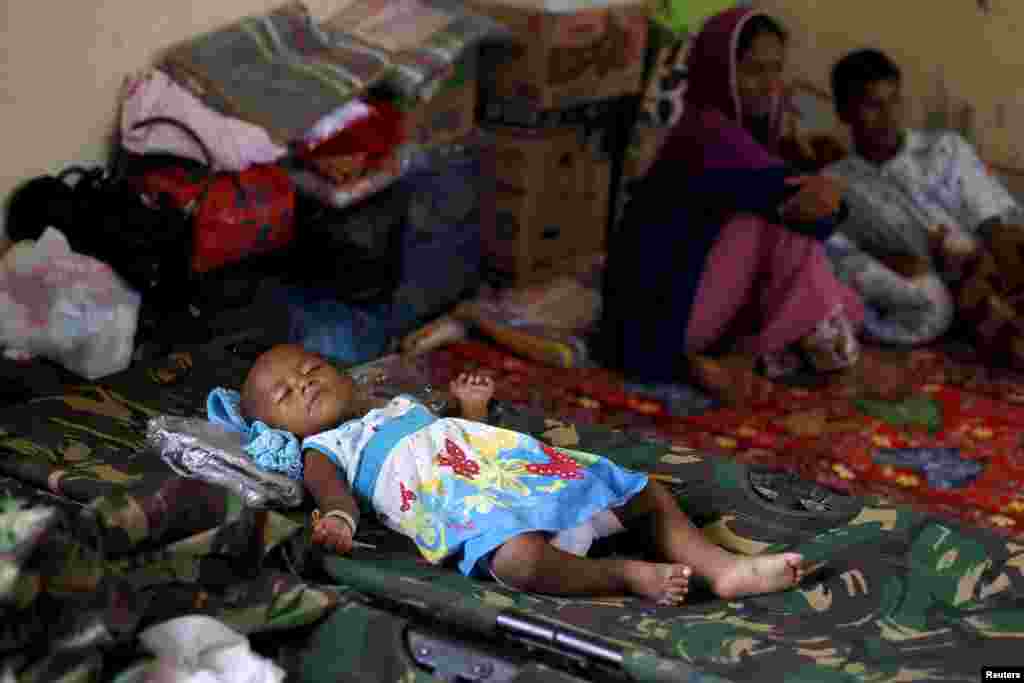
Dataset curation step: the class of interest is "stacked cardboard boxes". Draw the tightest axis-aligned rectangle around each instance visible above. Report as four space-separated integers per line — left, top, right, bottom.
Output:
400 53 480 150
468 0 649 286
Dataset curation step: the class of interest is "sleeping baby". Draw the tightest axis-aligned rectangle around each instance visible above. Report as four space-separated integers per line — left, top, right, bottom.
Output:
209 344 813 604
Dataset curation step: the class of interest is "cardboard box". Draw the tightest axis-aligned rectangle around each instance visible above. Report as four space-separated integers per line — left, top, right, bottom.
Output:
483 123 611 284
401 55 479 149
483 250 605 288
479 91 626 129
620 31 690 182
470 0 648 110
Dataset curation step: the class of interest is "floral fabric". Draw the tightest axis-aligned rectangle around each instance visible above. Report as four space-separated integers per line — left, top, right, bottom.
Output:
305 395 649 575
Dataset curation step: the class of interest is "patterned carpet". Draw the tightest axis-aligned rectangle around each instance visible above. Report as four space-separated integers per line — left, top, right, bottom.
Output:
370 340 1024 538
3 338 1023 682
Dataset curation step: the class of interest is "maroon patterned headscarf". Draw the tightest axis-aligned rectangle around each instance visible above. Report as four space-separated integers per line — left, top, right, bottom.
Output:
654 7 788 174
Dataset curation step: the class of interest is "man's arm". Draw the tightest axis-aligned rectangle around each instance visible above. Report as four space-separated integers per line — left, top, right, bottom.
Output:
953 134 1020 239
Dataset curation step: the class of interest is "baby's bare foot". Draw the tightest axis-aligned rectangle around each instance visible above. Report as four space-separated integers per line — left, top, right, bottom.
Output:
623 561 691 604
712 553 807 599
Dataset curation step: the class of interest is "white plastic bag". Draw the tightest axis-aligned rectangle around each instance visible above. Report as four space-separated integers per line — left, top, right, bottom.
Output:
137 616 285 683
0 228 140 379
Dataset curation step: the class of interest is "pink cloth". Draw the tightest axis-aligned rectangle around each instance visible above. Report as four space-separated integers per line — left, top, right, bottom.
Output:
685 214 865 355
120 70 287 172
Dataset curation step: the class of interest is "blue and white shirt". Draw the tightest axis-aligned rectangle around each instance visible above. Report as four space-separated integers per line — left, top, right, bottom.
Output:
826 129 1020 262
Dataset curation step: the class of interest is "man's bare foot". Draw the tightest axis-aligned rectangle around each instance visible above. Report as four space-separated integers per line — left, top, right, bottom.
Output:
623 561 691 604
711 552 807 599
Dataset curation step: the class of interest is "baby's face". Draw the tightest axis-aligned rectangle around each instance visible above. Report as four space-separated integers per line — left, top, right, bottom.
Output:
242 345 355 438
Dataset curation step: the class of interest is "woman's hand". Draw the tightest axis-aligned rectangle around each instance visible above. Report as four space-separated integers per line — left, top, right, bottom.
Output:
779 174 845 223
312 516 354 556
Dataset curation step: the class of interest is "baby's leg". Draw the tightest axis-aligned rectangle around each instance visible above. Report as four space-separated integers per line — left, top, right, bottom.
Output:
615 480 810 598
490 532 691 604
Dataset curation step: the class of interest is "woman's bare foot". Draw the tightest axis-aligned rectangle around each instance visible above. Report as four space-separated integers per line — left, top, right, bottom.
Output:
711 552 806 599
687 354 777 406
623 561 692 604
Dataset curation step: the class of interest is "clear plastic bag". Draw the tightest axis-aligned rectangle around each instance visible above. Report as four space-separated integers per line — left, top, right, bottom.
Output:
0 228 140 379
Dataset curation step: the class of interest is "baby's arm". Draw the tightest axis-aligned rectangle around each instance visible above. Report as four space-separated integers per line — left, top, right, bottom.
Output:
304 449 360 554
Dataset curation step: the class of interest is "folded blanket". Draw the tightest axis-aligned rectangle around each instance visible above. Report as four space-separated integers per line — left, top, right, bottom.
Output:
322 0 503 103
163 3 383 144
163 1 502 145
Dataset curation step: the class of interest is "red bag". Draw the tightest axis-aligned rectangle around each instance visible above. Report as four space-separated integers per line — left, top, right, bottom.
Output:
129 117 296 273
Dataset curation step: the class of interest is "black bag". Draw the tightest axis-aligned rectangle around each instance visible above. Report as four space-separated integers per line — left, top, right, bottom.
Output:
289 183 408 305
5 164 193 312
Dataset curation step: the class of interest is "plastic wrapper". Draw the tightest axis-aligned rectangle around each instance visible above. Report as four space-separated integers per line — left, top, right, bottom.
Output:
146 416 304 509
0 228 140 379
288 148 418 211
298 98 407 188
289 133 488 211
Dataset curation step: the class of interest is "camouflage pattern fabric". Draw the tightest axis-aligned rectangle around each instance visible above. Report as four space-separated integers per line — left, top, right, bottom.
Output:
0 345 273 554
0 338 1021 682
0 485 335 682
0 340 339 680
308 402 1024 683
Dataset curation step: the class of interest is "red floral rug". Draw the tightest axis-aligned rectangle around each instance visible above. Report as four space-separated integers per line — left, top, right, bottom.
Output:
415 340 1024 538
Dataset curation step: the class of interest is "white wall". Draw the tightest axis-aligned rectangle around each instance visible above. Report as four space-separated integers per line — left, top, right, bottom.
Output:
758 0 1024 197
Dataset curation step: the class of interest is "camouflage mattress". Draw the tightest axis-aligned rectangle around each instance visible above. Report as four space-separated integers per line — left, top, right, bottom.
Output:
0 341 1020 682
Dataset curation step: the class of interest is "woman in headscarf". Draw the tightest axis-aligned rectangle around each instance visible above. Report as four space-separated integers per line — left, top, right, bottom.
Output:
599 7 864 398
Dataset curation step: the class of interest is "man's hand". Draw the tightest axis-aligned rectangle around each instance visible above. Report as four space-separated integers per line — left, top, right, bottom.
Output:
312 516 354 556
779 174 845 224
450 373 494 421
986 222 1024 289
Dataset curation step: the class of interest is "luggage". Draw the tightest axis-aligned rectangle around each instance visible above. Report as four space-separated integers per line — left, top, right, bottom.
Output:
5 164 192 312
125 117 297 275
291 183 409 306
391 138 493 324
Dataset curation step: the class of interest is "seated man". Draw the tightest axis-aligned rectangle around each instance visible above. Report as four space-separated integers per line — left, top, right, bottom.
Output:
826 48 1024 364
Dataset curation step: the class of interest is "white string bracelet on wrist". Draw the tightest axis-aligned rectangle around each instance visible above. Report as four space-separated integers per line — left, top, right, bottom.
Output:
312 508 358 536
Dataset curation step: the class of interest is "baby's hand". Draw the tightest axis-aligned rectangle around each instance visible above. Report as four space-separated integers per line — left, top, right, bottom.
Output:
451 372 495 403
450 373 494 419
312 516 354 556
